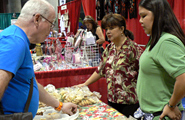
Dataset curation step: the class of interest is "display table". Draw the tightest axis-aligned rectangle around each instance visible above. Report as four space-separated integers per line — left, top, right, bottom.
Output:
60 41 66 48
77 101 126 120
48 37 66 48
34 101 125 120
35 67 108 103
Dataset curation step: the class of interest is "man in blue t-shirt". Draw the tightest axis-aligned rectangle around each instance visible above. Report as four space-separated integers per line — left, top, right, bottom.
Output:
0 0 77 118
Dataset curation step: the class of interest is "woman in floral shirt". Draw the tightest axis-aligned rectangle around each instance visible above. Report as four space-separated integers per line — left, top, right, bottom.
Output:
76 13 143 117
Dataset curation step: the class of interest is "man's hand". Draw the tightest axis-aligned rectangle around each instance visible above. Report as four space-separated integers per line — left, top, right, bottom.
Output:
159 104 181 120
61 102 78 115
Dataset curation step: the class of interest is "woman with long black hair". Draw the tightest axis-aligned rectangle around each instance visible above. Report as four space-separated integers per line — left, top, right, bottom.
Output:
136 0 185 119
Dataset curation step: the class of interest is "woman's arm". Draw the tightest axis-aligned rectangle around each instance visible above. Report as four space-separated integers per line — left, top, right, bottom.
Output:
160 73 185 120
169 73 185 108
74 71 102 87
95 26 105 45
84 71 102 86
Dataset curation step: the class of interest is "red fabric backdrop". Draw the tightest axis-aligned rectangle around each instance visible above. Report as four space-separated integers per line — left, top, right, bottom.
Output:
125 0 149 46
81 0 96 20
173 0 185 32
100 0 185 47
58 0 185 46
58 0 96 34
126 0 185 46
58 0 81 34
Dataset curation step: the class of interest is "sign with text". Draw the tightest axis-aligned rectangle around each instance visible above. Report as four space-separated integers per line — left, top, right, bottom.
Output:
61 5 67 10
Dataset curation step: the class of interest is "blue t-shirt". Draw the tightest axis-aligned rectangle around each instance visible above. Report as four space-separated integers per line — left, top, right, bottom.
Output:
0 25 39 117
182 97 185 109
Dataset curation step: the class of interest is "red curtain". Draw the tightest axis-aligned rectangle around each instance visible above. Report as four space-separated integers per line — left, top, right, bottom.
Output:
58 0 81 34
173 0 185 32
58 0 184 45
117 0 185 46
81 0 96 19
126 0 149 46
98 1 149 47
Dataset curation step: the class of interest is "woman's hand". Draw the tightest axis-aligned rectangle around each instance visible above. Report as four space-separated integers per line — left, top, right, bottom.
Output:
72 83 86 88
159 104 182 120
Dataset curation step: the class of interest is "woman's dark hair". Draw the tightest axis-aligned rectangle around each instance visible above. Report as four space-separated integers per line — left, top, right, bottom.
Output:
101 13 134 40
83 15 98 33
139 0 185 50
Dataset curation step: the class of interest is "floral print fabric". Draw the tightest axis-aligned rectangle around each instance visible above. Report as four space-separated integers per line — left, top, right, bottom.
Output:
96 38 143 104
77 101 126 120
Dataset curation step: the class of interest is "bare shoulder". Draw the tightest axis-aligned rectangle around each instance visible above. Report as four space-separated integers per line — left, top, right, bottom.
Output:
96 26 103 34
96 26 102 31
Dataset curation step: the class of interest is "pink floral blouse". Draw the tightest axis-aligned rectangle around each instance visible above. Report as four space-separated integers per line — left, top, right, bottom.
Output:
96 38 143 104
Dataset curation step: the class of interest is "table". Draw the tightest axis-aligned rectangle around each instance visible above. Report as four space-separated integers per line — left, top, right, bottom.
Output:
35 67 108 103
48 37 66 48
77 102 126 120
35 69 126 119
60 41 66 48
34 101 125 120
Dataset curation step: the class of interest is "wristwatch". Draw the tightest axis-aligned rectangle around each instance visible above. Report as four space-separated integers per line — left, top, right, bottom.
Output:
55 102 63 111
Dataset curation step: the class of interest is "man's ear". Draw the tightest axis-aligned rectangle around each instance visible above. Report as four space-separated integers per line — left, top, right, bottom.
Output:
33 14 41 27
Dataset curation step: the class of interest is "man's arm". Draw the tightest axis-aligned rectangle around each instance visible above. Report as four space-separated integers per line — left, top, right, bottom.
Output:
36 79 59 108
0 70 13 100
36 79 77 115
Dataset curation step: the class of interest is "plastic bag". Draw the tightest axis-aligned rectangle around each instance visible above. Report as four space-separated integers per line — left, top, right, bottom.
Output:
84 31 96 45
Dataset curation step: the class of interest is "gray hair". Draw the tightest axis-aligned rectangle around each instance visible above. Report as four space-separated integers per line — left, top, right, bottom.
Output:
19 0 53 21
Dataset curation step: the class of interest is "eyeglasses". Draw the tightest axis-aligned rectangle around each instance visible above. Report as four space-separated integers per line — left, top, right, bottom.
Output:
33 14 55 29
